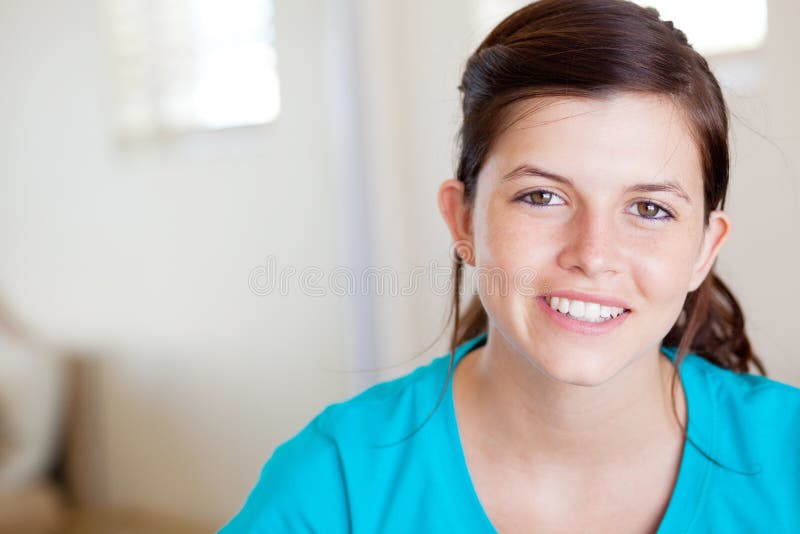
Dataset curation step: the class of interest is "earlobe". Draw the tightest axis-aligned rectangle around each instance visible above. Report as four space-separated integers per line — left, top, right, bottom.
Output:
437 178 475 265
688 210 732 292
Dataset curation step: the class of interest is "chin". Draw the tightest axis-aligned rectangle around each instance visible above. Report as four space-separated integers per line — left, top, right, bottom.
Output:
528 348 626 387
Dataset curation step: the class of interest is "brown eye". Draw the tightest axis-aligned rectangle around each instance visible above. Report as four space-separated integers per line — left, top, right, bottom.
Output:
633 201 673 222
637 201 660 218
517 189 565 208
527 191 554 205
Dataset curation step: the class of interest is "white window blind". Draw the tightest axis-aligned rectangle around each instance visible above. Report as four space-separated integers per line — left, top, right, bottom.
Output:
634 0 767 56
471 0 768 57
105 0 280 141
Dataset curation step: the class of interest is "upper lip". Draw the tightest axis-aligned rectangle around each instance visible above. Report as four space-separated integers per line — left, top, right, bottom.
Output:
543 290 631 310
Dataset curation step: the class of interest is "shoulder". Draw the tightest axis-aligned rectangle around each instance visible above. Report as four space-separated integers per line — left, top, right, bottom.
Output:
688 354 800 420
219 413 350 533
219 353 452 533
684 354 800 465
675 355 800 528
319 353 452 445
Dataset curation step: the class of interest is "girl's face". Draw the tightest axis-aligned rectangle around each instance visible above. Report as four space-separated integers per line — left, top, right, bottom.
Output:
441 93 731 386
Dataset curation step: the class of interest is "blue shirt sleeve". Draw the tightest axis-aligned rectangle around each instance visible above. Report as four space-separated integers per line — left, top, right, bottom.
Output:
219 414 351 533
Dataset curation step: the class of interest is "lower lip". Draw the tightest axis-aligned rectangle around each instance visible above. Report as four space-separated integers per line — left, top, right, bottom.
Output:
536 297 630 335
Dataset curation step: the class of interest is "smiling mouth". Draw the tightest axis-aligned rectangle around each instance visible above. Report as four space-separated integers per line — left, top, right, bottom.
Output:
543 295 630 323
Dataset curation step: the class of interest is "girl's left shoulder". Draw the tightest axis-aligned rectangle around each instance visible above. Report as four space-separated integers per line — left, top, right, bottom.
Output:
679 358 800 532
688 354 800 453
694 356 800 410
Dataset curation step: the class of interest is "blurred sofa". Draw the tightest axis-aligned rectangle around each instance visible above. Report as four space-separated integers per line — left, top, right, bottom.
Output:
0 337 211 533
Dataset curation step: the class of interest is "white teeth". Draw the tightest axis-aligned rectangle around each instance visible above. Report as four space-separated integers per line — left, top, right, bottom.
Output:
567 300 585 318
546 296 626 323
585 302 600 320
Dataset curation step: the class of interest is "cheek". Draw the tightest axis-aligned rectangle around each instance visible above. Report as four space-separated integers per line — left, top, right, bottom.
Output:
632 229 700 293
474 201 552 269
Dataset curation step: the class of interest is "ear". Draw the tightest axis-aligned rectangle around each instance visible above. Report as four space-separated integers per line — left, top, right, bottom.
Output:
688 210 732 292
437 178 475 266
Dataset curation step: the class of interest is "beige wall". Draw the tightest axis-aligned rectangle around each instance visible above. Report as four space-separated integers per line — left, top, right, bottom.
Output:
714 0 800 382
0 0 348 525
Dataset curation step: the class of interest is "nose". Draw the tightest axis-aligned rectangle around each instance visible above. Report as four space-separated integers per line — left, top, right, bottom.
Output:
557 208 619 278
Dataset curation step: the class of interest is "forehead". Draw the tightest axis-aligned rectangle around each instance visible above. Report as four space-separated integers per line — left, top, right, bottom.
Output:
482 93 702 194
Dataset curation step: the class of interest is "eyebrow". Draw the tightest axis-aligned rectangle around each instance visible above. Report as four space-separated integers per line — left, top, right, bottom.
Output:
500 164 692 203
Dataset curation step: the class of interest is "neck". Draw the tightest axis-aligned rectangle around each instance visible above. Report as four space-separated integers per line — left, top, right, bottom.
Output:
454 328 686 471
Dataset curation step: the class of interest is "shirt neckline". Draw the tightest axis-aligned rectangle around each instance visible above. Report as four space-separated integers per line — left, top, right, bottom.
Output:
441 332 714 533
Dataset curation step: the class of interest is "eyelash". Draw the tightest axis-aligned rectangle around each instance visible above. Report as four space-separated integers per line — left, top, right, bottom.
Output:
514 189 676 223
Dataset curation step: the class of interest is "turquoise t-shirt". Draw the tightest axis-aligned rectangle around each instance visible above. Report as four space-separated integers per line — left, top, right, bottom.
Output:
220 333 800 533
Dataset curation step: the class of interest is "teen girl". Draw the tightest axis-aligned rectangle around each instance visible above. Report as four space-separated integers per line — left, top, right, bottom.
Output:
222 1 800 531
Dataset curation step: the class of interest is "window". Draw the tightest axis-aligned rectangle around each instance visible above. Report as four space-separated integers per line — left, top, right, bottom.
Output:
105 0 280 141
633 0 767 56
470 0 768 57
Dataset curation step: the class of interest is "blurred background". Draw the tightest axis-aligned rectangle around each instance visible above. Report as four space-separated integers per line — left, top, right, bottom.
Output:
0 0 797 531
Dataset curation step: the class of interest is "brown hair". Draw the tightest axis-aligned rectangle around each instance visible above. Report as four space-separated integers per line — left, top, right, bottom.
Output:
428 0 768 459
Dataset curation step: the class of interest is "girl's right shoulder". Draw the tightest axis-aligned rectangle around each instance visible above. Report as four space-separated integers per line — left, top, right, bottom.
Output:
218 353 451 533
